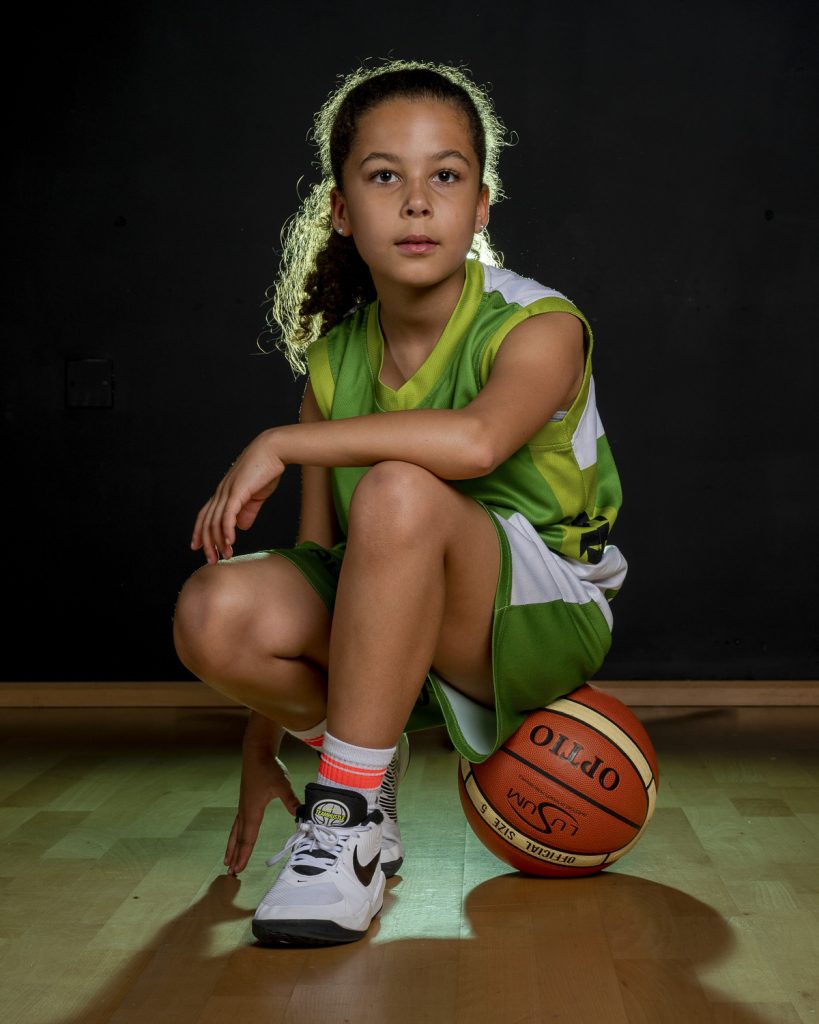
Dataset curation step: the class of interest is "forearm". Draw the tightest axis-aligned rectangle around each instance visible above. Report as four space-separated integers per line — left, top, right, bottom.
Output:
243 711 285 758
267 407 493 480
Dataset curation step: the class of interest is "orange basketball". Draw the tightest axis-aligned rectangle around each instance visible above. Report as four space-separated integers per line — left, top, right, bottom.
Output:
457 684 660 877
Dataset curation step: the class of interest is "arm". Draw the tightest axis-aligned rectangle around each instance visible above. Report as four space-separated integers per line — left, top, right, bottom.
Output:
192 311 584 563
223 388 335 872
296 381 342 548
223 710 300 876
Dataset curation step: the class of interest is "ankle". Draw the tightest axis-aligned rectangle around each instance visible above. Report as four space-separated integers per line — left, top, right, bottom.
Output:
317 731 395 809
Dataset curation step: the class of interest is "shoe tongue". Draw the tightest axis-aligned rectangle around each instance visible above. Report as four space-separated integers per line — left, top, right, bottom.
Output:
305 783 368 828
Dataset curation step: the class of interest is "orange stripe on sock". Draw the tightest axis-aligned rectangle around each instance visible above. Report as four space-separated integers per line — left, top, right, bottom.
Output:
303 735 324 748
320 753 385 778
319 755 386 789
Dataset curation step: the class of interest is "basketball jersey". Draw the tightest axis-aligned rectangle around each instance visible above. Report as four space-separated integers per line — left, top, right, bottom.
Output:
306 258 626 596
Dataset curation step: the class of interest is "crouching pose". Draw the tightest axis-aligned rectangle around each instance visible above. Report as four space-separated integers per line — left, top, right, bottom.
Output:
173 58 627 947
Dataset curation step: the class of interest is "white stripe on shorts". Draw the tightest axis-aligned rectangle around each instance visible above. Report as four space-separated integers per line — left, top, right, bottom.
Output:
493 512 627 630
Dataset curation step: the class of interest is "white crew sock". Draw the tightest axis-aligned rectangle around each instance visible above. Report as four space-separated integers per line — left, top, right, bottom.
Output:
317 730 395 810
285 719 326 751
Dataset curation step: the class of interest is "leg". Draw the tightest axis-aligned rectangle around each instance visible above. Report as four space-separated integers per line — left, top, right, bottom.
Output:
327 460 500 748
251 463 500 946
172 552 331 731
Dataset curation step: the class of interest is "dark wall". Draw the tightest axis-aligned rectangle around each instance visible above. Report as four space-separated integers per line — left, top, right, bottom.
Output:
4 1 817 681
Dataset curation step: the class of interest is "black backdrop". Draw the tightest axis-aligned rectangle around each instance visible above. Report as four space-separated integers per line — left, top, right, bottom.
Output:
3 0 817 682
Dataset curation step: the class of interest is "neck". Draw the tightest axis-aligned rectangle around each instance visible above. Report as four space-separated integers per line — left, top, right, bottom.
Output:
374 264 466 352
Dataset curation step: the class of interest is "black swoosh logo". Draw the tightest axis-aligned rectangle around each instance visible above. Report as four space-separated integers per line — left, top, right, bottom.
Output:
353 847 380 887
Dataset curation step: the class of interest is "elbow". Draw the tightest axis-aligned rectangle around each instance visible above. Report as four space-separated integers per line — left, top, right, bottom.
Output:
462 415 499 478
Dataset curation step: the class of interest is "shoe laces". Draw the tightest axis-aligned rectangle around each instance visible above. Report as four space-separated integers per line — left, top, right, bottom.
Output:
266 820 348 876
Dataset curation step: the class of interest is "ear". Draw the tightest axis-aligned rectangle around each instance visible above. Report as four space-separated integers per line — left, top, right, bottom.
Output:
330 188 350 237
474 184 490 234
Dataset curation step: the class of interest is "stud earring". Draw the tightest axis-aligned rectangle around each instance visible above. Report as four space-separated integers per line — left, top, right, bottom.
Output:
336 227 345 236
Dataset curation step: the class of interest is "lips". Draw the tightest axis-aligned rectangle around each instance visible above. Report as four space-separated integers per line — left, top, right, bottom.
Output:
396 234 437 254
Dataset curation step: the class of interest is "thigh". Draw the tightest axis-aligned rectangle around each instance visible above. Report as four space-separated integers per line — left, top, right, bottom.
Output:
176 550 333 669
430 489 501 707
231 550 334 667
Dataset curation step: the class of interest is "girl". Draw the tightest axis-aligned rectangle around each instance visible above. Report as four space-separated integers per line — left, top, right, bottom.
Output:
173 58 627 947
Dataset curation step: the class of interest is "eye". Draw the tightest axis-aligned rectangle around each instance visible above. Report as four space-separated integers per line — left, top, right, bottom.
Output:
370 169 398 184
434 169 460 184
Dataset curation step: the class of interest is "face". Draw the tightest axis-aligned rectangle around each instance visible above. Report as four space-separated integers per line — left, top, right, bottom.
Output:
330 98 489 293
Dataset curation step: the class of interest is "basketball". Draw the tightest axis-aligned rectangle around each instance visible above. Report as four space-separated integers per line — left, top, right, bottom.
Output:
457 684 659 877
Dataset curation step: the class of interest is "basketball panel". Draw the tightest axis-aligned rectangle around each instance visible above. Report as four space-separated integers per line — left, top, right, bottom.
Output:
458 760 608 877
565 685 660 783
480 713 648 853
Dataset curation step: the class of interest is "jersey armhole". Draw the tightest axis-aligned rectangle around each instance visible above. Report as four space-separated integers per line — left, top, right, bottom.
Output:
305 338 335 420
478 297 593 388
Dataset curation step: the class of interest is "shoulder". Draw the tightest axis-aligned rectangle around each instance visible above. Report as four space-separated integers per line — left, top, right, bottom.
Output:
306 305 369 368
476 262 590 386
305 304 372 419
480 262 572 311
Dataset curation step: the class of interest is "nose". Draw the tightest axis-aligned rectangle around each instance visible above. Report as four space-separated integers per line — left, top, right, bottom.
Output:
402 180 431 218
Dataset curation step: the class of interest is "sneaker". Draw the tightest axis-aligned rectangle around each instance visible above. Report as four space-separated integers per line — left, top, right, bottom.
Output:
252 783 385 946
378 732 410 877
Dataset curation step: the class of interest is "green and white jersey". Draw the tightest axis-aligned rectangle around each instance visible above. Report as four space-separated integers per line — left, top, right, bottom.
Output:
306 258 626 600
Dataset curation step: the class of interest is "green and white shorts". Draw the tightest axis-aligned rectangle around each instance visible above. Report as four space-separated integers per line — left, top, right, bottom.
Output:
270 505 626 763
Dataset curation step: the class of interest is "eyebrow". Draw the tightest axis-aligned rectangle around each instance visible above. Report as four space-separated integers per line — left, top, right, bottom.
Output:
359 149 472 168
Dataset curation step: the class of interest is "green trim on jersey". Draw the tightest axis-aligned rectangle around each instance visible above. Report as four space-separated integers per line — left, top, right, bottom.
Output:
306 258 623 570
366 260 484 411
307 338 334 420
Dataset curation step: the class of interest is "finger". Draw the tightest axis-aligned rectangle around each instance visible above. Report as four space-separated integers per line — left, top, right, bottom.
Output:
235 496 268 534
229 838 256 875
224 815 240 868
226 803 265 873
227 823 260 875
219 494 248 553
280 784 300 816
196 504 215 563
192 493 219 553
204 494 226 563
200 476 233 561
199 484 229 556
202 499 228 564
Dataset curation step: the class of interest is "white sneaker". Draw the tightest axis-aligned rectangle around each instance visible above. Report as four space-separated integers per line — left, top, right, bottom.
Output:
252 783 385 946
378 732 410 877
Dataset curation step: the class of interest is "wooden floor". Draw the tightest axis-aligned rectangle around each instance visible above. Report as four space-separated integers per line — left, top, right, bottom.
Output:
1 705 817 1024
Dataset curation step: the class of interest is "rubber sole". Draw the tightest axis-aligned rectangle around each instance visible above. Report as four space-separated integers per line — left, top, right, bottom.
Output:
380 854 403 879
251 917 369 946
252 898 384 947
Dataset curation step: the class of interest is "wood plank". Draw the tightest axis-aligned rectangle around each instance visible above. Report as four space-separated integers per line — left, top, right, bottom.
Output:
0 679 818 707
0 707 817 1022
593 679 819 706
0 682 241 707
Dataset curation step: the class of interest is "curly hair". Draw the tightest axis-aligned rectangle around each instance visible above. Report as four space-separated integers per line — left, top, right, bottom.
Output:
262 58 512 375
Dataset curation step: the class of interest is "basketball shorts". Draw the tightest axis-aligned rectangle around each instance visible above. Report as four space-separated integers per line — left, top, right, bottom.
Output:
268 504 620 763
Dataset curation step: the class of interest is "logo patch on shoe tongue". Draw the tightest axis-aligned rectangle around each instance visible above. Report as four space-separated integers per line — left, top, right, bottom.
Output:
312 799 351 827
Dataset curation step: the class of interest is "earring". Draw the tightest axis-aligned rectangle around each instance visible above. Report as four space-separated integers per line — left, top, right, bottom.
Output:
336 227 345 236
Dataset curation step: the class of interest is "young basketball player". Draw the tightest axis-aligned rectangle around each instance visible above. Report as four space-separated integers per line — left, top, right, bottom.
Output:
173 58 627 946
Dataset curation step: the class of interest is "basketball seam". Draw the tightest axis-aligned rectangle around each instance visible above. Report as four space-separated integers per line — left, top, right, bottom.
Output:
461 765 608 869
551 699 654 783
541 702 656 792
497 745 644 831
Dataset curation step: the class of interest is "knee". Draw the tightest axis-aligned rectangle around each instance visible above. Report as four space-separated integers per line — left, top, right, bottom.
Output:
348 461 447 546
172 563 248 672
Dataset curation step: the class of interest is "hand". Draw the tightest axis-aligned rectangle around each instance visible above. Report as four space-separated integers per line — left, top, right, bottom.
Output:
191 431 286 564
224 746 300 876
